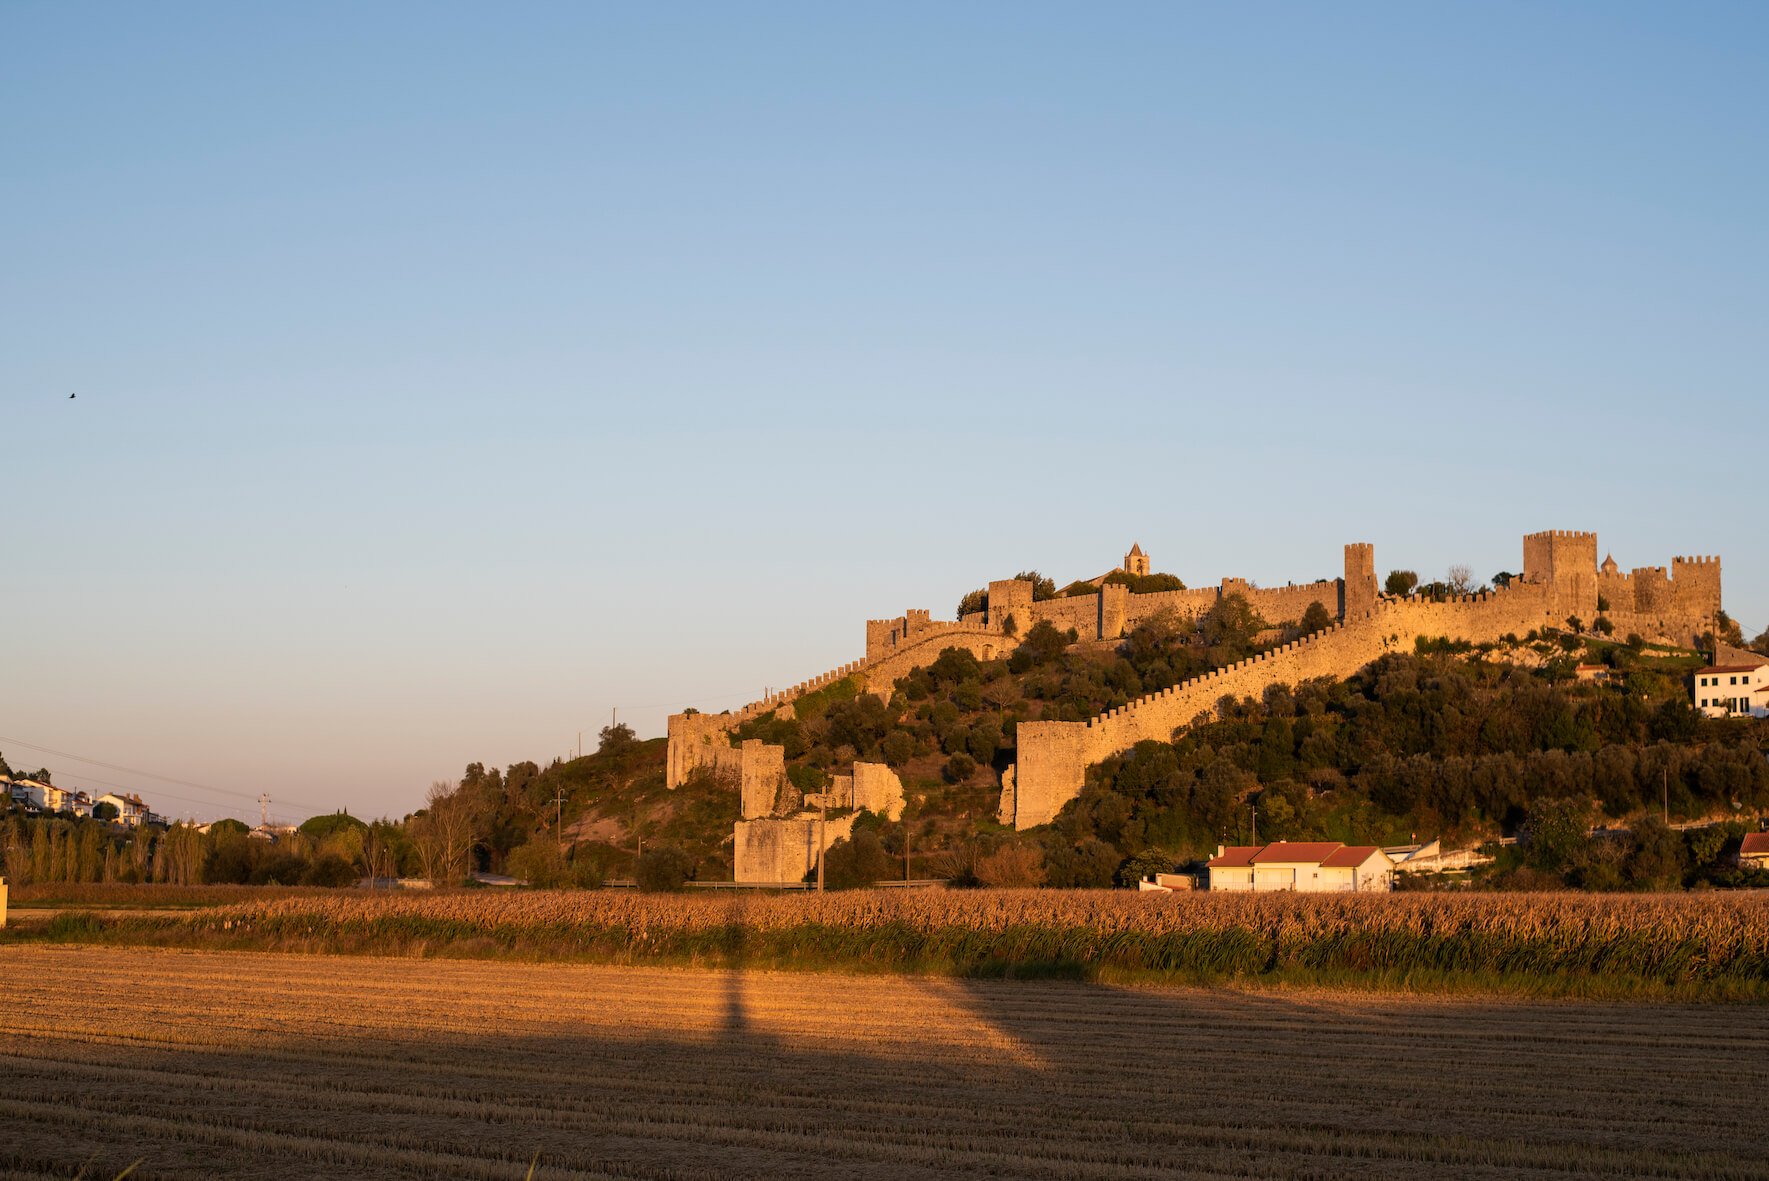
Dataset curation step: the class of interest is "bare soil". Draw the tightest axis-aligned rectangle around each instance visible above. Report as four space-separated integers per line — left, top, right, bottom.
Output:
2 946 1765 1179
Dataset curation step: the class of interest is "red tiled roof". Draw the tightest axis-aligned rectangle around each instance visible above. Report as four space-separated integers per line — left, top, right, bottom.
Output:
1207 846 1261 868
1703 665 1767 676
1250 842 1344 865
1320 845 1384 868
1741 833 1769 856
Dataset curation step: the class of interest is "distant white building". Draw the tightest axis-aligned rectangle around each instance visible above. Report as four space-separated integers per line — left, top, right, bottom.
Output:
96 792 149 827
1207 842 1395 892
1740 832 1769 870
1693 651 1769 719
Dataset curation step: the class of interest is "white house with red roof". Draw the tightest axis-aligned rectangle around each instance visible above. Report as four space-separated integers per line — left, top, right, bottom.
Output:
1207 841 1396 893
1739 832 1769 869
1693 647 1769 719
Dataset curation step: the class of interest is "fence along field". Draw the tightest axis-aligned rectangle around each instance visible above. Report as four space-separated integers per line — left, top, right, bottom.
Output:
2 945 1767 1181
12 888 1769 999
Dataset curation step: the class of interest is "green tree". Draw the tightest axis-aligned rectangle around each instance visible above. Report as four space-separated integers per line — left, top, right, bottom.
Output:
1521 798 1590 876
636 844 695 891
1384 570 1419 597
1199 594 1267 661
1625 816 1686 889
822 829 896 889
1012 571 1058 601
598 723 638 756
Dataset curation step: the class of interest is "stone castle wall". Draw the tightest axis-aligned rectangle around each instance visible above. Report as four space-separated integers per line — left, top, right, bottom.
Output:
671 533 1723 837
665 656 868 787
734 813 855 884
1008 582 1565 828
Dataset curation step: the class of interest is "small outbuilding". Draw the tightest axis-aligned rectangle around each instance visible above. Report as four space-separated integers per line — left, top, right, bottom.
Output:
1739 832 1769 869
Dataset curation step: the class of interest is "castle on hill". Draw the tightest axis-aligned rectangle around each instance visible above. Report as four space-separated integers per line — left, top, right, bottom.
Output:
667 531 1723 880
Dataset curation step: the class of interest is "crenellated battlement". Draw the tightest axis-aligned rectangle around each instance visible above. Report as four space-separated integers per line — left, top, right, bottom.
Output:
671 531 1723 809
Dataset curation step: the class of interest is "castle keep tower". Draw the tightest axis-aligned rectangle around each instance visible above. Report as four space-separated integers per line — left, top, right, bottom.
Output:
1342 543 1376 619
1523 530 1599 622
1124 543 1149 578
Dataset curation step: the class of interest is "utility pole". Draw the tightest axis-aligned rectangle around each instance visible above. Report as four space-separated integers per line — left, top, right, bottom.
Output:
1664 765 1670 826
576 731 582 760
553 785 568 851
817 793 827 892
258 793 269 830
1250 802 1258 846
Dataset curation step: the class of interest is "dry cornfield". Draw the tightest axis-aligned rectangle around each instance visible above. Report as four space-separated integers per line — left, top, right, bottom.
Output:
72 887 1769 995
2 944 1768 1180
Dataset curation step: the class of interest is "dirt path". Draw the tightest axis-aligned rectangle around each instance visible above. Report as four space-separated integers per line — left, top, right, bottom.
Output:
1 945 1766 1180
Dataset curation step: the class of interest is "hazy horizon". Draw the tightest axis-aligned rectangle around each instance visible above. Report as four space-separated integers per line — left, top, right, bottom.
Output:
4 3 1764 824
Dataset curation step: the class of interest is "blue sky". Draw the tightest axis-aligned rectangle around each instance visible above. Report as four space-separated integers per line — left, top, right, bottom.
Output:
3 2 1764 823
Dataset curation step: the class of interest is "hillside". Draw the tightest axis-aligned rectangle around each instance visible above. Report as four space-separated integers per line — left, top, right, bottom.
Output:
439 606 1769 892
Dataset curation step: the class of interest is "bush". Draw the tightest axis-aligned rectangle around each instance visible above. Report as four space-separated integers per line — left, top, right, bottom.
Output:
636 845 695 892
956 588 987 618
299 854 359 888
928 647 983 685
1043 836 1120 888
1115 847 1179 887
975 843 1046 887
943 753 977 783
508 840 572 888
1384 570 1418 597
821 829 896 889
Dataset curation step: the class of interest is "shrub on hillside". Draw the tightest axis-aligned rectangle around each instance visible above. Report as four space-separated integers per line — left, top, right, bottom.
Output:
821 829 896 889
975 842 1046 887
636 845 695 892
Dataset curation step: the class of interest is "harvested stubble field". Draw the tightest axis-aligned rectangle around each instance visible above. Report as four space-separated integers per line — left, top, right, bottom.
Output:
22 888 1769 999
2 945 1767 1180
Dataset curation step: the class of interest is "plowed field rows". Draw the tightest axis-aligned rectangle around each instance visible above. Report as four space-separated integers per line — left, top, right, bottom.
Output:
2 946 1765 1180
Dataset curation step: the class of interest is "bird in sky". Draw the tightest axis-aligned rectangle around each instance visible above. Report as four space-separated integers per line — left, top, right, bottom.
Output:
69 392 75 399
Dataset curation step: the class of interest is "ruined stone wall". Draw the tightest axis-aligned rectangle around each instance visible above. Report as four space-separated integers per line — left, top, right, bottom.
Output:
851 762 904 820
738 740 787 820
733 814 856 884
665 711 744 789
665 656 867 787
1009 583 1557 828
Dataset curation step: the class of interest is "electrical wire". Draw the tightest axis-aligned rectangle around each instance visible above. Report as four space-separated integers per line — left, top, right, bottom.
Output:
0 734 328 813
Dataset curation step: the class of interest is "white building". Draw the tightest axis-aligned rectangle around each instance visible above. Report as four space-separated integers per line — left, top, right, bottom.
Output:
1740 832 1769 869
1693 651 1769 719
1207 842 1396 892
95 792 149 826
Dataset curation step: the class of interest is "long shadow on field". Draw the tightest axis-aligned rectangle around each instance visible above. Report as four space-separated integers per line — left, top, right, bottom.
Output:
8 947 1769 1181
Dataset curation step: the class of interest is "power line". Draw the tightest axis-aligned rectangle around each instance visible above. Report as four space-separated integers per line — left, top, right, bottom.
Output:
0 734 328 812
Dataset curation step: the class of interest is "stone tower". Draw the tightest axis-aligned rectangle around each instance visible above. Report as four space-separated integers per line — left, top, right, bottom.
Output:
1342 542 1376 620
1124 543 1149 578
1523 530 1599 622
